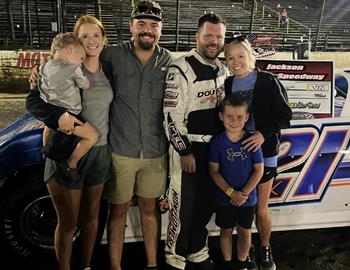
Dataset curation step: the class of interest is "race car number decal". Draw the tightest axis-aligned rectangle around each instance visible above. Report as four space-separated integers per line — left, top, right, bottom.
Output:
271 123 350 205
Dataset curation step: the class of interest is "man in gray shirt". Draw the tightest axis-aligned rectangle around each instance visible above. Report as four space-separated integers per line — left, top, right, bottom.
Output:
101 1 173 270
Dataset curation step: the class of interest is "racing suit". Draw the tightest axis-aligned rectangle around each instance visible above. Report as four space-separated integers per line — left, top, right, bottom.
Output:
163 49 228 269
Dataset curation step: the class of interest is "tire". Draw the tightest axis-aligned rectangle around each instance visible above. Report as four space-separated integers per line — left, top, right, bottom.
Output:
0 166 108 266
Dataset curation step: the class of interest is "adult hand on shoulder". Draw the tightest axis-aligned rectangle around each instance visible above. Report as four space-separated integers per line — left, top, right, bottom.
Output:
180 154 196 174
29 65 39 90
243 130 265 152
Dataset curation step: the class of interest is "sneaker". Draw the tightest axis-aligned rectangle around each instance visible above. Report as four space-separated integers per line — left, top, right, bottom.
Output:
231 260 247 270
221 260 234 270
246 246 258 270
259 246 276 270
164 263 182 270
187 258 217 270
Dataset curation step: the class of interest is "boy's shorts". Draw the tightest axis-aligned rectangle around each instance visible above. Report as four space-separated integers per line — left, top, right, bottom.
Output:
215 204 255 229
44 144 112 189
104 153 167 204
43 130 80 161
42 113 86 161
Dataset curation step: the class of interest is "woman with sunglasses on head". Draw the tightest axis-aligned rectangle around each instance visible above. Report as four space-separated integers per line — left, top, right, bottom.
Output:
224 37 292 270
26 15 113 270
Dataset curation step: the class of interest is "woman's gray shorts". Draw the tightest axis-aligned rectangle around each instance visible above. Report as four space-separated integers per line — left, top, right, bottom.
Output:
44 144 112 189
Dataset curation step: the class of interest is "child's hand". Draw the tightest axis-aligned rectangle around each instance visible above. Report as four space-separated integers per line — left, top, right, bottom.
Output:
230 191 248 206
58 112 75 134
80 79 90 91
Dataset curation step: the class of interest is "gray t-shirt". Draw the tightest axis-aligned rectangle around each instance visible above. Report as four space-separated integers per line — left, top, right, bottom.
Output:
102 42 173 158
38 59 89 115
81 65 113 146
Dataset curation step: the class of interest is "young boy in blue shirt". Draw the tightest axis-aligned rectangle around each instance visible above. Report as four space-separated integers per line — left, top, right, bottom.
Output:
209 93 264 270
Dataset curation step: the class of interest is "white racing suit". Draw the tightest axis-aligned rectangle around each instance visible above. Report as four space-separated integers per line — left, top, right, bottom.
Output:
163 49 228 269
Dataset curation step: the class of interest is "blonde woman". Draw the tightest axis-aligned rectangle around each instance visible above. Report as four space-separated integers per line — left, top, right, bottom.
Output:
224 36 292 270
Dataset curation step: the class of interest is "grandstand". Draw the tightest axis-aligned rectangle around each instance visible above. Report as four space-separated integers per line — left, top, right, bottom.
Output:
0 0 349 52
257 0 350 51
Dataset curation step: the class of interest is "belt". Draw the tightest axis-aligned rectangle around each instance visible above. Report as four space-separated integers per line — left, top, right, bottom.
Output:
187 134 213 143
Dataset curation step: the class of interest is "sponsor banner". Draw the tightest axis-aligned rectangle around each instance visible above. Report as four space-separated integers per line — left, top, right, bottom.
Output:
247 33 277 58
257 59 334 118
0 50 50 90
0 50 50 71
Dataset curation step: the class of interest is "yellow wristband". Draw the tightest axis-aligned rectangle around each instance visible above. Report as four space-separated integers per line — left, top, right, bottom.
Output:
225 187 234 197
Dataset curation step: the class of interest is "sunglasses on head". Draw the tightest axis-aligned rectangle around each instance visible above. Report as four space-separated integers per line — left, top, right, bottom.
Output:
202 12 222 20
225 35 247 44
135 5 162 17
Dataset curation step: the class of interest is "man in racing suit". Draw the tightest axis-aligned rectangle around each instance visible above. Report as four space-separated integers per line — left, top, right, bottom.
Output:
163 13 229 270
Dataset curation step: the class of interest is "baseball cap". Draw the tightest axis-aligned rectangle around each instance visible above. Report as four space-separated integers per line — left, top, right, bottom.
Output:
131 0 162 21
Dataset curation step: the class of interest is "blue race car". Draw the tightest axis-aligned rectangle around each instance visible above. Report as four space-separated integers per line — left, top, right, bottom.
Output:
0 114 107 261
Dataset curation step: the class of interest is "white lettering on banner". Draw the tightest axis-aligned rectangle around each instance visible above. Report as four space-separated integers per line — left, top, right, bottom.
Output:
277 73 326 80
266 63 305 71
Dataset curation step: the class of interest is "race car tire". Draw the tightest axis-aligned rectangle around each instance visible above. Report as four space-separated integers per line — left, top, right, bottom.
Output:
0 165 108 266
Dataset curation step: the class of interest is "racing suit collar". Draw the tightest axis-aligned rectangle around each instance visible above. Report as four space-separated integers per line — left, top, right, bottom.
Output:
191 48 222 69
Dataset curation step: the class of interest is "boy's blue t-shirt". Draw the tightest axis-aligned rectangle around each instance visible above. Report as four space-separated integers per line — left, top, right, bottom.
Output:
209 130 263 206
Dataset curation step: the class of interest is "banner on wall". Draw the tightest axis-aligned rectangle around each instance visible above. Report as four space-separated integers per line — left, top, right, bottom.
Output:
0 50 50 70
0 50 50 91
247 33 277 58
256 59 334 119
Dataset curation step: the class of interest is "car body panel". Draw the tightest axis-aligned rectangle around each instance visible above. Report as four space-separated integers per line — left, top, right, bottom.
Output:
1 61 350 245
0 114 44 179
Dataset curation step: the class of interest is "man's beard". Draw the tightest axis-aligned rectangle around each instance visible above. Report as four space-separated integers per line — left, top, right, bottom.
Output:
138 33 157 50
199 43 223 61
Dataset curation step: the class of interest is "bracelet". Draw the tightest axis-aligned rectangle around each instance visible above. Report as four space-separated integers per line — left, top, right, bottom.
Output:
225 187 234 197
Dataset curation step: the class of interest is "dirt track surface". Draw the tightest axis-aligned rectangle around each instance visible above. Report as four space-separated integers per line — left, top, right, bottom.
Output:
0 93 27 130
268 227 350 270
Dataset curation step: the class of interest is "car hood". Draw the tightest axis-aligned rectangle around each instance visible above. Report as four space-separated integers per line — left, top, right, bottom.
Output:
0 113 44 146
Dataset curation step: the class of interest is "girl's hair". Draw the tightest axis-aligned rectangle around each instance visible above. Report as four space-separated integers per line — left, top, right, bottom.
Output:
225 36 256 69
219 93 249 113
50 32 83 56
73 15 107 44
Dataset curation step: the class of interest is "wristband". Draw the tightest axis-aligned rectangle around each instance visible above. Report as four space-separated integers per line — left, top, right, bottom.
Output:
225 187 234 197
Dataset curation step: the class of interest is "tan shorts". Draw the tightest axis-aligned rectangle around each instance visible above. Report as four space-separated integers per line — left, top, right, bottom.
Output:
104 153 167 204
